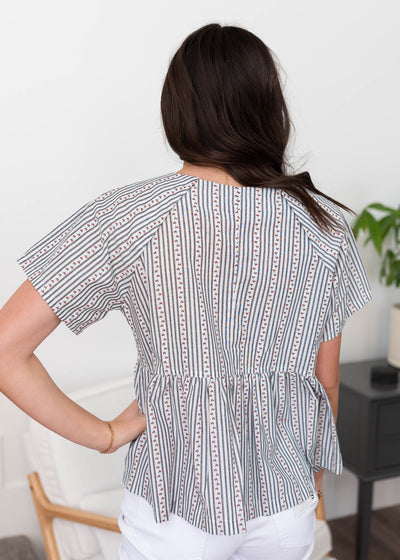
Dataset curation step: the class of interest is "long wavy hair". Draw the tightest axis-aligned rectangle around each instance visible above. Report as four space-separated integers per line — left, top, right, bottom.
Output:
160 23 354 233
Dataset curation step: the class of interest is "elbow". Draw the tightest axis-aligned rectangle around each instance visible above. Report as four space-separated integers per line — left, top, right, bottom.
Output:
321 379 340 395
0 343 31 385
315 368 340 393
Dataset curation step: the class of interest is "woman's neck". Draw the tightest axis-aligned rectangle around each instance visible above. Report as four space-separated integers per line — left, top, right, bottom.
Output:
176 162 245 187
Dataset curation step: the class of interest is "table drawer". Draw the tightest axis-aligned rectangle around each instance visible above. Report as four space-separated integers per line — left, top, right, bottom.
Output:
377 402 400 436
375 435 400 469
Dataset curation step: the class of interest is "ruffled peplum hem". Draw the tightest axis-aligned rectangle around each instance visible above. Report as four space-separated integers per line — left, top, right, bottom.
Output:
122 363 343 536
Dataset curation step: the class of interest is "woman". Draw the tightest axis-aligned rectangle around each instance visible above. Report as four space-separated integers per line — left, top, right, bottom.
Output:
0 23 372 560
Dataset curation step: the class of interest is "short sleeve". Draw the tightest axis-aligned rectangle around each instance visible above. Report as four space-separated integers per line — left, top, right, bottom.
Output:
320 216 373 342
16 195 131 336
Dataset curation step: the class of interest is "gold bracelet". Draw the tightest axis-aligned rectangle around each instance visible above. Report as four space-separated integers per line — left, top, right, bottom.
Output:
99 420 114 454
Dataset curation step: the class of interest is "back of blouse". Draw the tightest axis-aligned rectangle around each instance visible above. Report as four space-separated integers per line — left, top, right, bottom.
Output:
17 171 373 536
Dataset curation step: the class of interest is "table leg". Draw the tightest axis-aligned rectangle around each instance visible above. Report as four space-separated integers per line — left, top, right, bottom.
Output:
356 479 373 560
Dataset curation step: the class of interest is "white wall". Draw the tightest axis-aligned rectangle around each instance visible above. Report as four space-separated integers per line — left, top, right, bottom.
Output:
1 0 399 557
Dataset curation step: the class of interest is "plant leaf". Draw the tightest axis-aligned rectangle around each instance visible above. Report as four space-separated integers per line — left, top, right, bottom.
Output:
378 214 397 241
352 216 362 237
386 250 395 286
367 202 396 213
364 211 383 255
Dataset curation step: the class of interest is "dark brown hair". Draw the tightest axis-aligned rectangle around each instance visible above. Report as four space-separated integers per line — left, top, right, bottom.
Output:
161 23 354 233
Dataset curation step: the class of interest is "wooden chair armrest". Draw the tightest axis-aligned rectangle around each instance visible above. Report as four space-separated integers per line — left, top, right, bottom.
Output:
28 471 120 531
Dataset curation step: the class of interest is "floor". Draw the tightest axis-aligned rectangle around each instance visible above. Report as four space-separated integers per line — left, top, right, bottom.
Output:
0 535 38 560
328 502 400 560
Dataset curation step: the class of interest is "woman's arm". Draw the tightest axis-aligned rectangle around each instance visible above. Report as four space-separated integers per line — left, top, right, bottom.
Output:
0 279 145 453
313 333 342 491
315 333 341 423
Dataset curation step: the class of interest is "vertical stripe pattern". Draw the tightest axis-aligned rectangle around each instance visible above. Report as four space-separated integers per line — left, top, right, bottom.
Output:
16 171 373 536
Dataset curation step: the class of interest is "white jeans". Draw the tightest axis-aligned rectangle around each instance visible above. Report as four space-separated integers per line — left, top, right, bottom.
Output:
118 489 318 560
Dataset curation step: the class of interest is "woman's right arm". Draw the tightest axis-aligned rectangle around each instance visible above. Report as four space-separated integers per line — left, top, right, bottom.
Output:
314 332 342 491
0 279 145 453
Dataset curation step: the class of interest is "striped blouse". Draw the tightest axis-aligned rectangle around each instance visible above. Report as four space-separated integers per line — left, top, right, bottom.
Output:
17 171 373 536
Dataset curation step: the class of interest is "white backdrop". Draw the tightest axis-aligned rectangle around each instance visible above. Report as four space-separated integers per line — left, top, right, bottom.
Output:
1 1 399 557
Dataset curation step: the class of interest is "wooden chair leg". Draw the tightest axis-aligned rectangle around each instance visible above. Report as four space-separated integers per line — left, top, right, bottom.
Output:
28 472 60 560
27 471 121 560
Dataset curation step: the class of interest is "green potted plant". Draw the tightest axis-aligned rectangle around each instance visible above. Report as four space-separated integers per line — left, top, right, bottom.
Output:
352 202 400 368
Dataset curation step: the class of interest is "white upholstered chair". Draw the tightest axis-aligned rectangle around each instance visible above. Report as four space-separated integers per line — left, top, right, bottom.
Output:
23 376 133 560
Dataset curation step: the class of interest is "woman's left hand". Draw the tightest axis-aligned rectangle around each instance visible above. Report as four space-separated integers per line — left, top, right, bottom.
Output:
100 399 146 454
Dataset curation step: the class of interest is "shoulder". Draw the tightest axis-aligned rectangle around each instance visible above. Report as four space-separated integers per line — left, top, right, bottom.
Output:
89 172 197 224
281 188 350 237
82 172 198 261
93 172 193 206
279 188 353 267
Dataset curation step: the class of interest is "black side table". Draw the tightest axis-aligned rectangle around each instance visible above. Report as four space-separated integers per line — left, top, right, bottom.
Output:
337 358 400 560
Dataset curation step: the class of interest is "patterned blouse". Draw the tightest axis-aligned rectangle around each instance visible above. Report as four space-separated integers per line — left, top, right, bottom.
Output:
17 171 373 535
